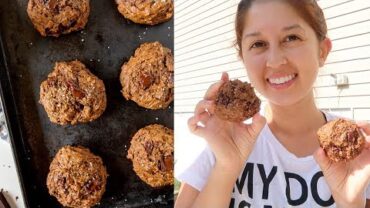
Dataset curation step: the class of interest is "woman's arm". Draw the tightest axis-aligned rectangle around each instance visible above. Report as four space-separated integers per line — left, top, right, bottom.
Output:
176 73 266 207
175 183 199 208
175 163 241 208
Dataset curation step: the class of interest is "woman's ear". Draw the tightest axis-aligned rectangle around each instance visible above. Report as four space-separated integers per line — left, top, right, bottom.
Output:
319 38 332 67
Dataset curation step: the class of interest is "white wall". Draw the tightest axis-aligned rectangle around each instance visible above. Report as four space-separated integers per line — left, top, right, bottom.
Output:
174 0 370 120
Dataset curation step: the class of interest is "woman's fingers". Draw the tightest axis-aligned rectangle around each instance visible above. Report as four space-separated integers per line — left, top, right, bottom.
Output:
203 72 230 100
188 115 205 137
194 100 215 115
363 136 370 149
188 100 215 138
221 72 229 82
197 111 211 126
250 113 267 137
242 113 266 139
357 121 370 135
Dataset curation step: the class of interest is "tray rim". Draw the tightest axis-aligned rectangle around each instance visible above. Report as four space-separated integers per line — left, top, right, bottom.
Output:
0 29 30 208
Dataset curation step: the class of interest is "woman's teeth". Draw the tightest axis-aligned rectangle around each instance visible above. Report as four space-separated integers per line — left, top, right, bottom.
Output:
268 74 296 84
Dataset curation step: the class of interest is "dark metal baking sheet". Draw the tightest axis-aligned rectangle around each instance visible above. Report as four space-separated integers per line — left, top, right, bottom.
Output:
0 0 174 207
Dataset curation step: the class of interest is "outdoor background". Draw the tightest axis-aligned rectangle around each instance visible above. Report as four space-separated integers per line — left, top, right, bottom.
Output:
174 0 370 191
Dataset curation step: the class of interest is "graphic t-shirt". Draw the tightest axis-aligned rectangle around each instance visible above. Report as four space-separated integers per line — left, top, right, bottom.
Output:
176 112 370 207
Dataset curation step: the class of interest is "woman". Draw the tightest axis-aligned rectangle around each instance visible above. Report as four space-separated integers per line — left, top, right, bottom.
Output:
175 0 370 207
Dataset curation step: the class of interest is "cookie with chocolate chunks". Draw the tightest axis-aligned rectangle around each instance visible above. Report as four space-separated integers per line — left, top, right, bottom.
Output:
215 79 261 122
120 42 173 109
40 60 106 125
47 146 108 208
127 124 174 188
27 0 90 37
116 0 173 25
317 118 365 162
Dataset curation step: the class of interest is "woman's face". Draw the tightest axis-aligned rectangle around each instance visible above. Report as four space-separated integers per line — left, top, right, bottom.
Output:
241 1 329 106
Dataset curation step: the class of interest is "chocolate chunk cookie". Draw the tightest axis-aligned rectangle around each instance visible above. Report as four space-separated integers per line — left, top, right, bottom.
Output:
27 0 90 37
317 118 365 162
47 146 108 208
120 42 174 109
214 79 261 122
40 60 106 125
127 124 174 188
116 0 173 25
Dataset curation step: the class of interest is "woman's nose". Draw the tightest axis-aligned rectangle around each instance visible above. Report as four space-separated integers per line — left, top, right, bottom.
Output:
266 46 287 68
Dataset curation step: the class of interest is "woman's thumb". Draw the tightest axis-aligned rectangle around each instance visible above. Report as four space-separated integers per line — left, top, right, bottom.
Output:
250 113 266 137
314 148 331 173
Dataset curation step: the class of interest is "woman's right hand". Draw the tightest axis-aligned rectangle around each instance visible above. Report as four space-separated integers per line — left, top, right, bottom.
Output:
188 72 266 175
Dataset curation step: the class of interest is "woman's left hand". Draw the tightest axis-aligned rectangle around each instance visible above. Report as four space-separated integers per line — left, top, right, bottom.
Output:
314 121 370 207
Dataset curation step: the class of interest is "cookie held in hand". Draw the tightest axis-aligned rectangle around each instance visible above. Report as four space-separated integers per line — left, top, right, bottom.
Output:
317 118 365 162
214 79 261 122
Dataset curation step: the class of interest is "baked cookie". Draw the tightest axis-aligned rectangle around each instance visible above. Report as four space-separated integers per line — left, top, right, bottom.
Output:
47 146 108 208
214 79 261 122
120 42 174 109
27 0 90 37
127 124 174 188
116 0 173 25
40 60 106 125
317 118 365 162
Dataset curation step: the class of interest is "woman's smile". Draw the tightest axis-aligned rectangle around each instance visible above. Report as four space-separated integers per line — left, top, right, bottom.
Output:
267 73 298 90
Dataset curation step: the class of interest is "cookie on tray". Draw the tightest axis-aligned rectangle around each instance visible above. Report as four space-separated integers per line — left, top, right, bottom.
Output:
116 0 173 25
120 42 174 110
214 79 261 122
27 0 90 37
40 60 106 125
47 146 108 208
317 118 365 162
127 124 174 188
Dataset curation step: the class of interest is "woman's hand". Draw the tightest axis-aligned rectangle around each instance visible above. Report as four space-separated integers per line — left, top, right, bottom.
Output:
314 121 370 207
188 72 266 175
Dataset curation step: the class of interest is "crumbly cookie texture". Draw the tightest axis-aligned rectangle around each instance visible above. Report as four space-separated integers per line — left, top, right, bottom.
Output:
317 118 365 162
116 0 173 25
215 80 261 122
120 42 173 109
127 124 174 188
27 0 90 37
40 60 106 125
47 146 108 208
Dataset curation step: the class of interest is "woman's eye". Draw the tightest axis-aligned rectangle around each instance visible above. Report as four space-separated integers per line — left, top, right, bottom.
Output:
250 41 266 49
284 35 301 42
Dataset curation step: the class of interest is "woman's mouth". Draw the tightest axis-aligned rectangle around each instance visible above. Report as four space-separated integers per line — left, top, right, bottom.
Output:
267 73 298 89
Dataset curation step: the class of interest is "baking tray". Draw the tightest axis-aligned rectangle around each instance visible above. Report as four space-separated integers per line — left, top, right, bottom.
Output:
0 0 174 207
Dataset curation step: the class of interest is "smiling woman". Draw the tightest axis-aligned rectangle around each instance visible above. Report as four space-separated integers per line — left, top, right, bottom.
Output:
174 0 370 207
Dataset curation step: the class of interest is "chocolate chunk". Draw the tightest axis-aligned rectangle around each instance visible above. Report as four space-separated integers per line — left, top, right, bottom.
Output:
140 73 153 89
158 157 166 172
71 88 85 99
164 155 173 171
67 81 85 99
45 27 52 35
144 141 154 155
158 155 173 172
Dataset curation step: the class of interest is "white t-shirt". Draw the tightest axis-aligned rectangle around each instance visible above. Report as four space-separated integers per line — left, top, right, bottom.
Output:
176 112 370 207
